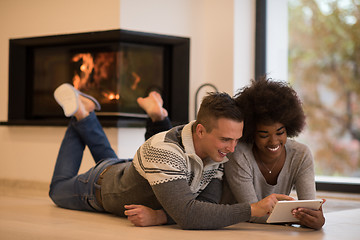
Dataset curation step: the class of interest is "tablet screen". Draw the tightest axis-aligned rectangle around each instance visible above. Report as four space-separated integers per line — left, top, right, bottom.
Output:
266 199 323 223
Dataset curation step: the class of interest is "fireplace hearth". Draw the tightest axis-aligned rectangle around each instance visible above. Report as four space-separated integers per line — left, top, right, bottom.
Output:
5 29 189 127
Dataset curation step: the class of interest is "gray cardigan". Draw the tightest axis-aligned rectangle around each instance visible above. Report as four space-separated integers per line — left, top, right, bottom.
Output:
224 139 316 223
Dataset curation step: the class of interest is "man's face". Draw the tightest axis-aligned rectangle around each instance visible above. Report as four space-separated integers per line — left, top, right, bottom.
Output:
196 118 244 162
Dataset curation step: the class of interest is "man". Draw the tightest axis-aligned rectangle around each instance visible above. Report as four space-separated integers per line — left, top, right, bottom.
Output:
49 83 292 230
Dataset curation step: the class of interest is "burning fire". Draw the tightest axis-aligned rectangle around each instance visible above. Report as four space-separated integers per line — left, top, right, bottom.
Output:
103 92 120 101
72 53 94 90
71 51 142 102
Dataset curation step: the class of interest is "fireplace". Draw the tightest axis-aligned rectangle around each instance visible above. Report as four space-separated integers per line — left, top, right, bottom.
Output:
6 29 189 127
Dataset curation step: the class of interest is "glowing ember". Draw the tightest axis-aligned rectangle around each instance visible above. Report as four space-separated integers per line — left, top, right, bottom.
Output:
103 92 120 100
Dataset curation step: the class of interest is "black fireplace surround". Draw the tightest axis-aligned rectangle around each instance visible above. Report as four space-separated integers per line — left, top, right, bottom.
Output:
5 29 189 127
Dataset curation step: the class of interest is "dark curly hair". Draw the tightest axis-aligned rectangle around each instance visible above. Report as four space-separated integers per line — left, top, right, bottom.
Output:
234 77 306 143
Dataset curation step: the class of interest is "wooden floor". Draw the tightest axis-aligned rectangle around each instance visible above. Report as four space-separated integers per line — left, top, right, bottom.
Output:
1 180 360 240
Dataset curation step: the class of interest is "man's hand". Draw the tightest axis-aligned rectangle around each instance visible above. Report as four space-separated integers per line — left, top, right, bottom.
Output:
292 199 326 230
124 205 167 227
251 193 294 217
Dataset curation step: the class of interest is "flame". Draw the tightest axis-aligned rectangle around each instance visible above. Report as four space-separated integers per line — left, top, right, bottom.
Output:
72 53 94 90
103 92 120 101
71 51 140 103
131 72 141 90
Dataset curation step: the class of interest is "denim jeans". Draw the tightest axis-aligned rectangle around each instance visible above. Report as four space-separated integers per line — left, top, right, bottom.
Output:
49 112 130 212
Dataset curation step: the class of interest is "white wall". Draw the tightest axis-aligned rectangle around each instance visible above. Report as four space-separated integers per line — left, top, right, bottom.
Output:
120 0 245 119
0 0 255 183
266 0 288 81
234 0 256 93
0 0 122 183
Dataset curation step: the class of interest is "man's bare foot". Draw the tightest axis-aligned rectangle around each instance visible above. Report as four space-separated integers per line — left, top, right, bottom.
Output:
137 91 168 122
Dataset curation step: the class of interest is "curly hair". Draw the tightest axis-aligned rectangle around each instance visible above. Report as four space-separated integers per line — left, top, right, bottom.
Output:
234 77 306 143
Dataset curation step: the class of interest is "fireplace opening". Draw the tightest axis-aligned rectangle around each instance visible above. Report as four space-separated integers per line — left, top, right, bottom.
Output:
6 29 189 127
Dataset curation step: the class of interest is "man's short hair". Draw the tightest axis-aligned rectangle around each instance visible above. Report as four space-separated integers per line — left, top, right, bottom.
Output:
194 92 243 132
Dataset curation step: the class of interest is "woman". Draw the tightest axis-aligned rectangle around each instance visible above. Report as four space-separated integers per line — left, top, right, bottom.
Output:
224 77 325 229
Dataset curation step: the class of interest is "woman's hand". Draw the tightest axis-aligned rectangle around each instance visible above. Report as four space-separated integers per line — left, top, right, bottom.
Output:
124 205 167 227
292 199 326 230
251 193 294 217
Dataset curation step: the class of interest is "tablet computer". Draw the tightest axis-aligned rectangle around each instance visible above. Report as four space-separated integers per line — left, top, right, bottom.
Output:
266 199 323 223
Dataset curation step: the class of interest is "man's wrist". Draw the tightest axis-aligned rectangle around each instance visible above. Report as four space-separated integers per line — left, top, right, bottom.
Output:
155 209 167 225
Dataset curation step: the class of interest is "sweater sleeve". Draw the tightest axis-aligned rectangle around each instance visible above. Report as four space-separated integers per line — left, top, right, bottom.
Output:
293 144 316 200
151 179 251 230
164 178 223 225
144 117 173 140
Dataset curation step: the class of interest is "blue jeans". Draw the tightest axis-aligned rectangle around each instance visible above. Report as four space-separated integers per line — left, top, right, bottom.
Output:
49 112 130 212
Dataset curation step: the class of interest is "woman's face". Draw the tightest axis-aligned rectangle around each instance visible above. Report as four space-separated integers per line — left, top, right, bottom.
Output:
254 122 287 161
